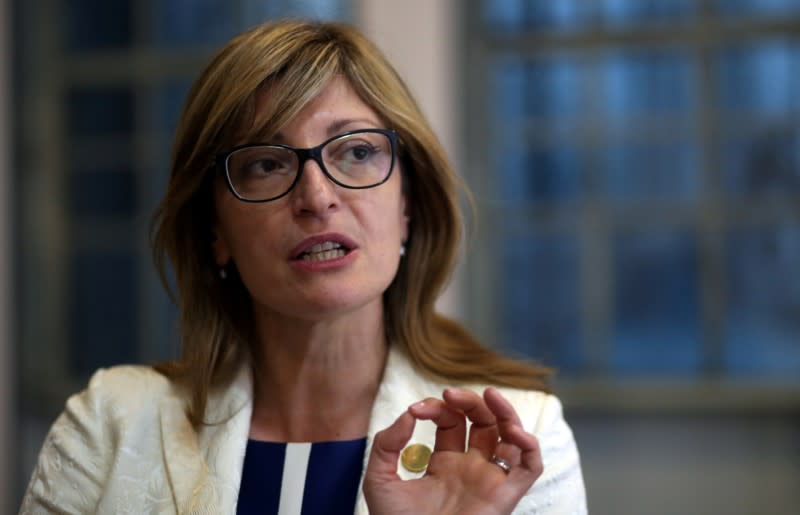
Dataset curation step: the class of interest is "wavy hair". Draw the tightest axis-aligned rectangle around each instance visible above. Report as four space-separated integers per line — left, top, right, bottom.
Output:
151 20 551 426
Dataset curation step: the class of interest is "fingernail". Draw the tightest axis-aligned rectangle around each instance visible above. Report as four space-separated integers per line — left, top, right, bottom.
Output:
409 400 425 410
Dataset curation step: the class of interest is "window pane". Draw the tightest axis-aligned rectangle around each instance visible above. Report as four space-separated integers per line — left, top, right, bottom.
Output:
525 57 585 120
67 87 135 137
720 128 800 196
157 80 193 134
489 56 586 123
69 168 137 217
69 252 138 377
602 0 697 26
605 140 700 200
612 231 701 374
483 0 526 32
489 58 527 121
242 0 349 21
725 226 800 377
484 0 593 32
716 0 800 17
498 234 582 372
601 48 696 119
484 0 697 31
65 0 132 51
493 145 584 203
717 40 800 116
154 0 239 48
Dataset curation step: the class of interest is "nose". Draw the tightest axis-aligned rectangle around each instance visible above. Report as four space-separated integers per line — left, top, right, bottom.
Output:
289 157 340 218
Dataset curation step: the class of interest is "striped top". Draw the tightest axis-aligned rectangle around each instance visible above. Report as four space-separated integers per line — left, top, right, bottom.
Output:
236 437 367 515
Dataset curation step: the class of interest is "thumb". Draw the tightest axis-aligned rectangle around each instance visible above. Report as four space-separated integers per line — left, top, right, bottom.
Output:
365 410 416 484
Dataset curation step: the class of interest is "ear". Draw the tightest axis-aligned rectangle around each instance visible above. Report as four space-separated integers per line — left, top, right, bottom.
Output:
212 223 232 267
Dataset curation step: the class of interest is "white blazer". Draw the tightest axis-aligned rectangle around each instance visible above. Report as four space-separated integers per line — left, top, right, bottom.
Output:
20 346 587 514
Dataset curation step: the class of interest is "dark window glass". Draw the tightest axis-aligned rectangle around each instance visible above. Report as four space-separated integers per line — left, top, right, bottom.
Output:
65 0 132 51
524 57 585 120
602 48 696 118
612 231 701 374
483 0 526 32
605 140 699 200
155 0 348 47
499 234 582 372
602 0 697 26
725 226 800 377
69 168 136 217
484 0 592 32
494 146 584 203
721 128 800 196
484 0 696 32
242 0 349 21
157 80 193 134
490 58 526 121
69 252 138 377
715 0 800 17
155 0 238 48
67 87 135 137
717 40 800 116
490 55 588 125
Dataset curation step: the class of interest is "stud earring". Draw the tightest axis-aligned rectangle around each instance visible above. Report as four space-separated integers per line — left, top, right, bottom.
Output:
219 267 227 279
400 244 406 257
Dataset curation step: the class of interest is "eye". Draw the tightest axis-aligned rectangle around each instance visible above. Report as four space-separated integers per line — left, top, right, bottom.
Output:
245 158 283 174
230 147 295 179
348 144 376 161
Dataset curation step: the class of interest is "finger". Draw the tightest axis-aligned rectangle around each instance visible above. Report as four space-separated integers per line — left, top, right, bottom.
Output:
408 398 467 453
503 424 543 490
483 387 523 433
364 411 416 484
442 388 499 459
483 387 524 463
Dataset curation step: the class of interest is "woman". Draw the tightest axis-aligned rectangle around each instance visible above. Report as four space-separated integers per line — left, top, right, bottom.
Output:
20 20 586 514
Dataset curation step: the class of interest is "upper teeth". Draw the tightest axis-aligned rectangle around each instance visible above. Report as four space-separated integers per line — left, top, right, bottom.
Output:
307 241 342 254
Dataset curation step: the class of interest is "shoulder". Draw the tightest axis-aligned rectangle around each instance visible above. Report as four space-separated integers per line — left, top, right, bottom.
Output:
487 387 558 434
19 366 186 513
82 365 174 396
81 364 178 403
68 365 184 427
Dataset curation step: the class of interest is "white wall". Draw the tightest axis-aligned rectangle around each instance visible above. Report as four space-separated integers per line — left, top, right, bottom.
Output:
355 0 465 319
0 0 13 510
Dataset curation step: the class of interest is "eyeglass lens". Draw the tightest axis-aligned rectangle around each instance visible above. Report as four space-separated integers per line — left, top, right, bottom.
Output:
226 131 393 201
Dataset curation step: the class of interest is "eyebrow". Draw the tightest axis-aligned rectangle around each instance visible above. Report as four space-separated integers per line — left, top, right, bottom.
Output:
273 118 381 142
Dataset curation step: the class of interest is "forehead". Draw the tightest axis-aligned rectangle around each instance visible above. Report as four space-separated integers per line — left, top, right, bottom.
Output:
252 77 384 141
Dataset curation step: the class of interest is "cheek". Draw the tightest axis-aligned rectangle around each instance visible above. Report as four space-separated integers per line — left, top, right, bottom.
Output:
217 202 286 260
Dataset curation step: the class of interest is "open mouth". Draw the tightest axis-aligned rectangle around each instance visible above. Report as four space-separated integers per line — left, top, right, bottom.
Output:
297 241 351 262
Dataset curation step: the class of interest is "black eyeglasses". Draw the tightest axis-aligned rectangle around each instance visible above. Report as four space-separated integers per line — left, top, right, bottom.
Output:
217 128 398 203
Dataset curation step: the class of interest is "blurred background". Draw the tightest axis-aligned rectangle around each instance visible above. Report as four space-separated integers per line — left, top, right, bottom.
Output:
2 0 800 513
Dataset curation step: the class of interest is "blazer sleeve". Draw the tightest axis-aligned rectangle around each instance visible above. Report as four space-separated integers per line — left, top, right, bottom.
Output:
514 394 588 515
19 368 116 515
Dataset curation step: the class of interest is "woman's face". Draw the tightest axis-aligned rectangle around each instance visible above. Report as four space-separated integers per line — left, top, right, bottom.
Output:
212 77 409 323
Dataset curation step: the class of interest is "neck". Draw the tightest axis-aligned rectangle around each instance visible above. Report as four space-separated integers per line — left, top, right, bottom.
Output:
248 301 388 442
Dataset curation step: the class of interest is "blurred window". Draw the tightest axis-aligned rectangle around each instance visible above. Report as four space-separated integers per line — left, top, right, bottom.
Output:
465 0 800 393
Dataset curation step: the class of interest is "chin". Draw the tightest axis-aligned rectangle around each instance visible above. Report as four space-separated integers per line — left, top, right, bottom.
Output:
257 287 385 322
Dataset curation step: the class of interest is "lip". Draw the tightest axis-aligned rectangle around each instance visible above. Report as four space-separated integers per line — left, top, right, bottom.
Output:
288 232 359 260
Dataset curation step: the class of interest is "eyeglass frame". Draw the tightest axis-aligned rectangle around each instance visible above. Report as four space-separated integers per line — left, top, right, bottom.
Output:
216 128 399 203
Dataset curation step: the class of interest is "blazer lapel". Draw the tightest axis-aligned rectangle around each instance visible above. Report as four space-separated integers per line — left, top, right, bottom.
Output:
159 397 220 514
160 362 254 515
353 346 440 515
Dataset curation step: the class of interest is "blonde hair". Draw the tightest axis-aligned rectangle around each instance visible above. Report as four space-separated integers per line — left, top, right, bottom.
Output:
151 20 551 426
